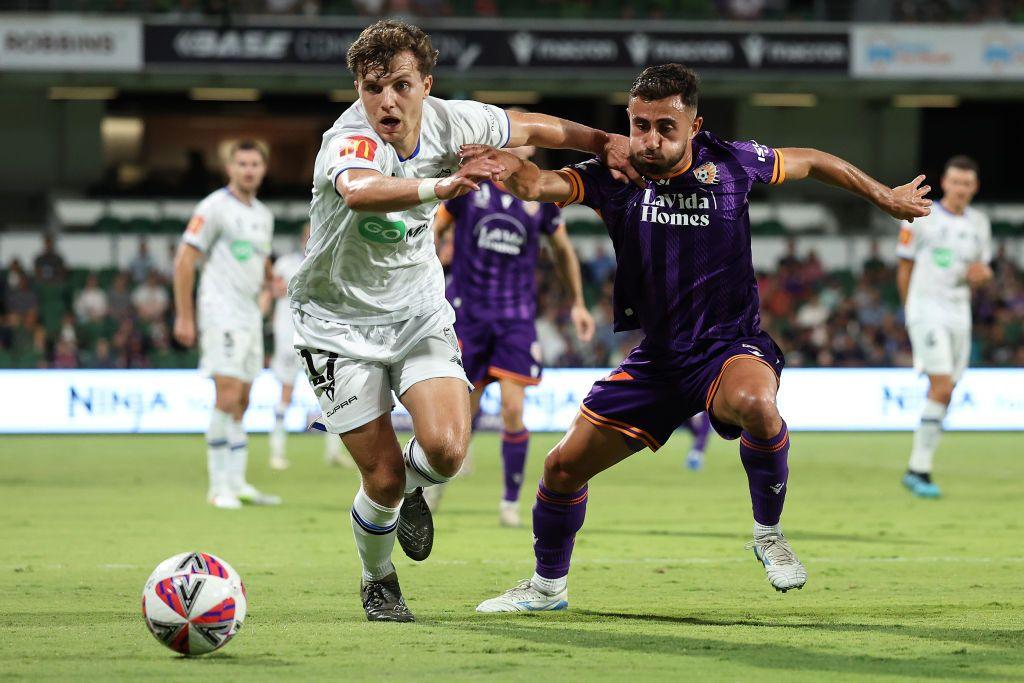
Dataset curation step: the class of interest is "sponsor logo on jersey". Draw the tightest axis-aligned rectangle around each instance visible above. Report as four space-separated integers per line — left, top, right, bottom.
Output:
640 189 713 227
358 216 407 244
186 215 205 235
339 135 377 162
230 240 254 261
899 226 913 245
325 395 358 418
693 161 720 184
931 247 954 268
474 215 527 255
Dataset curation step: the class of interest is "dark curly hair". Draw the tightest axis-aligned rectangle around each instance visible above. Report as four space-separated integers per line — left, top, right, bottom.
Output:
346 20 439 80
629 64 699 108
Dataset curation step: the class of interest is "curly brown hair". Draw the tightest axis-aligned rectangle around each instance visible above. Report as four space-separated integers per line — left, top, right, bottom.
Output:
629 64 699 108
346 20 439 80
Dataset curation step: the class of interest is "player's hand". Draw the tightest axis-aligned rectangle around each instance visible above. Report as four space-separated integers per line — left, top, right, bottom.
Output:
966 261 993 288
458 145 524 180
437 157 506 200
601 134 644 188
570 303 595 343
886 175 932 222
270 275 288 298
173 316 196 348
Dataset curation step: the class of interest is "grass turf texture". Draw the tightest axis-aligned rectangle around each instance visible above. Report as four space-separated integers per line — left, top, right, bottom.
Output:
1 432 1022 681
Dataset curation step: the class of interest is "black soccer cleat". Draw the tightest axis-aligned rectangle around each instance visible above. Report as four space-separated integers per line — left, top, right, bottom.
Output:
360 572 415 622
397 487 434 561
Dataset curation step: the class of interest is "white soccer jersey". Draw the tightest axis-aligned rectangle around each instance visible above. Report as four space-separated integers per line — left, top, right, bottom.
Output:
183 187 274 331
289 96 511 325
272 252 304 343
896 202 992 329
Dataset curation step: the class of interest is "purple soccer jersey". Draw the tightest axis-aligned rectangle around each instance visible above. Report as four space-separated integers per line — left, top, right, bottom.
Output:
559 130 785 351
443 181 562 322
564 130 787 446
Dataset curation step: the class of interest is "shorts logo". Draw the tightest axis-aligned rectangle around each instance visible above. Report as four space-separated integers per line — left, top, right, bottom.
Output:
325 395 358 418
693 161 719 185
442 326 459 351
230 240 254 262
449 354 464 368
339 135 377 162
358 216 407 244
741 343 764 358
300 349 337 401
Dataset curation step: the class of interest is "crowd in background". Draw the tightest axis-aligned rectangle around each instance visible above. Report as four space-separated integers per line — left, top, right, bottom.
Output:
15 0 1024 22
3 233 1022 371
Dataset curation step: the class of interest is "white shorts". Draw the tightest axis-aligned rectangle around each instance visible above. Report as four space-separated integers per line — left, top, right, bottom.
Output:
292 303 470 434
270 334 302 386
908 322 970 382
199 325 264 383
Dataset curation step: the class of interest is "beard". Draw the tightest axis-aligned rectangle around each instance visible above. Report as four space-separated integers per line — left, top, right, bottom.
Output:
629 147 687 178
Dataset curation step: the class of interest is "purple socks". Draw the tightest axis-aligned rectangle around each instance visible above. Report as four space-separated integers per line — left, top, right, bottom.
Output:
686 412 712 452
739 421 790 526
532 482 588 579
501 429 529 503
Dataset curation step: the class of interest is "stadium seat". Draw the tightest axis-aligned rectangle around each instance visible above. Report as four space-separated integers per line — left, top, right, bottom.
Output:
93 216 125 235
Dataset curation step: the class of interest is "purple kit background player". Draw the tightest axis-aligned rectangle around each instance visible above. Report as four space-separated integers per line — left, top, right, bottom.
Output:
433 144 595 527
470 63 932 611
683 412 712 471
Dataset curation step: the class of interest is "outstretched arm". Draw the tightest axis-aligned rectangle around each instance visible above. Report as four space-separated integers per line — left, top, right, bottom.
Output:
460 145 575 203
779 148 932 222
335 157 505 213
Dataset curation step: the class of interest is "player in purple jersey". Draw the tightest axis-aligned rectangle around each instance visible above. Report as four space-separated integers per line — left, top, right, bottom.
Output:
470 64 932 611
683 412 712 471
432 143 595 527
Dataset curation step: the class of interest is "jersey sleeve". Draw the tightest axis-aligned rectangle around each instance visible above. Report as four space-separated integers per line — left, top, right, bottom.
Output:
726 139 786 185
979 214 993 263
445 100 511 149
554 158 616 211
323 128 387 190
895 221 919 260
182 196 221 253
540 203 563 236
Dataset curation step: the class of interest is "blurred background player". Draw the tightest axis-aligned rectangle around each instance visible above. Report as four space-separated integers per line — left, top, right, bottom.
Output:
268 223 352 471
474 63 932 612
172 139 281 509
431 141 595 526
896 155 992 498
683 412 713 471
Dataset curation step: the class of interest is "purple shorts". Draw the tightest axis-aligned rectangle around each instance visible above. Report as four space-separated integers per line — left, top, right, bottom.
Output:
455 317 542 387
581 332 784 451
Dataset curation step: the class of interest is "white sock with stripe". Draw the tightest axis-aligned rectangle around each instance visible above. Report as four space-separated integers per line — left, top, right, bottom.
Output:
206 409 231 496
350 487 400 581
909 399 947 474
227 418 249 492
402 438 453 493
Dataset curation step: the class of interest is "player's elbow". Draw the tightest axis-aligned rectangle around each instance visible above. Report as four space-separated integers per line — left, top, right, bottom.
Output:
338 184 369 211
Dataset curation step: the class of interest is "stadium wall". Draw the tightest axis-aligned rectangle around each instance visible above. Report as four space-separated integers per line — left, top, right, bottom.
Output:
0 368 1020 434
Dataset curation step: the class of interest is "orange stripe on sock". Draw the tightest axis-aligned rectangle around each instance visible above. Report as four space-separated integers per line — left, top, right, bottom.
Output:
740 433 789 453
502 431 530 444
537 489 588 506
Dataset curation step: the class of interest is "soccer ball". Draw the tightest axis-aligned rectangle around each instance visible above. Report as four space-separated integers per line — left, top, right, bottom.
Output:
141 552 247 656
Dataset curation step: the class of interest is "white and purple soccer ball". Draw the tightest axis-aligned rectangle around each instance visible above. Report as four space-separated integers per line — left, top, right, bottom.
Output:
141 552 247 656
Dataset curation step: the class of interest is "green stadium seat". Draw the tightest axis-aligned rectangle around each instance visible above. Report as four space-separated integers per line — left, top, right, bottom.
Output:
68 268 90 292
157 218 185 235
751 221 788 235
93 216 125 234
98 268 120 289
123 217 155 234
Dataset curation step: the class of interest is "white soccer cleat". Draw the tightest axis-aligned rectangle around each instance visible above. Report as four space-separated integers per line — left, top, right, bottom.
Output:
747 532 807 593
476 579 568 613
499 500 521 528
269 455 290 471
236 483 282 506
208 490 242 510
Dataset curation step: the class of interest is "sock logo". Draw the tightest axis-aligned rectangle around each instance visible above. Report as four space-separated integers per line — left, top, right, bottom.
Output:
770 482 786 494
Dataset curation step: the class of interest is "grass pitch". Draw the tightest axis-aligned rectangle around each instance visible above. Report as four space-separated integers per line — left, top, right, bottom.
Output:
1 431 1022 681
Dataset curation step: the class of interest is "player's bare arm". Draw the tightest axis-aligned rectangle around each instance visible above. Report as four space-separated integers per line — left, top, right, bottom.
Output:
460 145 575 203
336 158 505 213
171 242 202 347
504 110 641 187
548 224 596 343
966 261 993 288
897 258 914 305
258 258 274 316
780 148 932 222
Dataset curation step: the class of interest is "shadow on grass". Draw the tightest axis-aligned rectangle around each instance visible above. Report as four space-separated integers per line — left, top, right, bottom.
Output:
584 528 924 545
450 618 1020 680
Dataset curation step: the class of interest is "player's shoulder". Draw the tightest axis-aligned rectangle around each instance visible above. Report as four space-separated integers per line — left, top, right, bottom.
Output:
325 102 386 145
964 205 990 227
195 187 230 213
696 130 760 162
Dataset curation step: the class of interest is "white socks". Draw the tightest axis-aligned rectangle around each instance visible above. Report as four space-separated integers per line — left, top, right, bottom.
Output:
531 572 567 596
909 399 947 474
350 487 400 581
402 438 453 494
270 403 287 458
754 522 781 539
206 409 231 494
227 418 248 492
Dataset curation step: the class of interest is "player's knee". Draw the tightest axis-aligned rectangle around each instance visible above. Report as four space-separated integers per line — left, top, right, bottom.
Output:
730 388 780 434
362 459 406 504
419 429 468 478
929 378 954 405
543 444 585 493
501 402 524 432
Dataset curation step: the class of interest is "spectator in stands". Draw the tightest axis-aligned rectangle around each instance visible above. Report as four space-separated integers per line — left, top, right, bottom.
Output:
52 338 79 369
4 269 38 317
108 273 134 320
33 234 66 284
132 272 170 322
129 239 155 283
81 337 116 369
73 273 109 322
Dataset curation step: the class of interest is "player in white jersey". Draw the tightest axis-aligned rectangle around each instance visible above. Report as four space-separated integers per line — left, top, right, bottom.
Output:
268 223 352 471
896 155 992 498
288 20 638 622
172 140 281 510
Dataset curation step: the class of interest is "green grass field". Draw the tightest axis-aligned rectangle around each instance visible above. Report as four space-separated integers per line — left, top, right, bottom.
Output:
1 431 1022 681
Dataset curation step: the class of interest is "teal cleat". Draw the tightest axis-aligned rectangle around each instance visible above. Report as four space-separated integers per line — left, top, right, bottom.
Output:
902 472 941 498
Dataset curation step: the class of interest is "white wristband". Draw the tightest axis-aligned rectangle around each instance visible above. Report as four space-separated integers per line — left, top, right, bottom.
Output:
418 178 440 204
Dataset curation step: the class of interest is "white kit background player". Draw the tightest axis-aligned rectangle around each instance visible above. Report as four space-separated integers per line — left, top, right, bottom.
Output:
173 139 281 509
287 20 638 622
896 155 992 498
268 223 350 470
